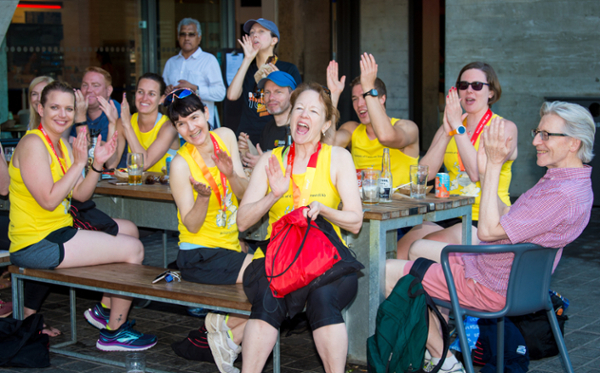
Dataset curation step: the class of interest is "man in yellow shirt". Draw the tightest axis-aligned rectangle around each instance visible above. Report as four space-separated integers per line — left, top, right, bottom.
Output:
326 53 419 188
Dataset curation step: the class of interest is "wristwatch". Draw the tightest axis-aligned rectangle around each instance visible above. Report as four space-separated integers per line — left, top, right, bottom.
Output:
449 125 466 136
362 89 378 99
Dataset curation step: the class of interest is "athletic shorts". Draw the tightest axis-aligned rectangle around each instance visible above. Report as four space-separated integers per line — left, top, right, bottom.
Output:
243 258 358 330
403 253 505 312
10 226 78 270
176 246 247 285
436 217 478 229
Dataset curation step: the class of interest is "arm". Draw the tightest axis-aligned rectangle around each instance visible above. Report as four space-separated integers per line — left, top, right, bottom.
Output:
0 144 9 196
326 120 357 148
213 127 249 199
71 131 118 201
226 35 259 101
303 147 363 234
195 55 226 102
170 154 212 233
98 97 125 169
323 60 346 146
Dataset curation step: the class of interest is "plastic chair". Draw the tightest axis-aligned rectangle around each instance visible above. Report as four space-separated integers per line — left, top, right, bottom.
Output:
432 243 573 373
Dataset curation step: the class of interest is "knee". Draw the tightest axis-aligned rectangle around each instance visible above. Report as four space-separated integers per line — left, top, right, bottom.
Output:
119 220 139 238
407 239 424 261
125 239 144 264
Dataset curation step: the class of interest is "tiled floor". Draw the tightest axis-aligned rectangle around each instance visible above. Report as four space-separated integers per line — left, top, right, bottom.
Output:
1 207 600 372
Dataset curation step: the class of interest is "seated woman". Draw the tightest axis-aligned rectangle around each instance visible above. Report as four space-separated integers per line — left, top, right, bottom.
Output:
386 102 595 373
237 83 363 373
397 62 518 259
106 73 179 171
8 81 157 352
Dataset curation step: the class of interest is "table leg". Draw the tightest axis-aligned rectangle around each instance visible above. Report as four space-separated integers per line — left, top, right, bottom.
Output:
461 206 472 245
163 230 168 268
11 274 24 320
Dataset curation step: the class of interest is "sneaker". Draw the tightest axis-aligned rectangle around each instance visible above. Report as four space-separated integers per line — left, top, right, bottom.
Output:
187 307 210 318
96 320 157 351
0 300 12 318
205 312 228 333
423 349 434 372
440 361 466 373
84 303 110 329
207 330 241 373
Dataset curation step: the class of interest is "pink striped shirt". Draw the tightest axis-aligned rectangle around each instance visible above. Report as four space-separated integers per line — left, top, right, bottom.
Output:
463 166 593 297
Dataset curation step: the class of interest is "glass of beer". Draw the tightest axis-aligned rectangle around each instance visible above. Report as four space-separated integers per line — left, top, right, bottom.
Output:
361 169 381 204
127 153 144 186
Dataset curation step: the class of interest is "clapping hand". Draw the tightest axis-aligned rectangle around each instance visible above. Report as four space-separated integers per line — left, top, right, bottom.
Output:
481 117 512 166
212 150 234 178
445 87 464 130
266 154 290 199
73 89 89 123
120 93 132 129
72 126 89 167
98 96 119 125
242 144 263 168
93 131 118 166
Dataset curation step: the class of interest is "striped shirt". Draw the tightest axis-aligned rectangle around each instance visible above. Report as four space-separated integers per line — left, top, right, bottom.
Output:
463 166 593 297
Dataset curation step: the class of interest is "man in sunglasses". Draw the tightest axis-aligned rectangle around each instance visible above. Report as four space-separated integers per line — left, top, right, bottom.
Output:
163 18 225 127
326 53 420 190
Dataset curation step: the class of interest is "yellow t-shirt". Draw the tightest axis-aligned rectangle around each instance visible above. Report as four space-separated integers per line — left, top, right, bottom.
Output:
176 133 241 252
9 130 74 252
254 143 343 260
351 118 419 187
127 113 171 173
443 113 513 221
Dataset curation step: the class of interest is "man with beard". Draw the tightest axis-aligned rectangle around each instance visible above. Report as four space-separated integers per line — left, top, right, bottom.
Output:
237 71 297 169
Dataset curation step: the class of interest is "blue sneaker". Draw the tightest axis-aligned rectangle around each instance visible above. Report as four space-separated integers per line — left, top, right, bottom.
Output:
96 320 157 351
187 307 210 318
84 303 110 329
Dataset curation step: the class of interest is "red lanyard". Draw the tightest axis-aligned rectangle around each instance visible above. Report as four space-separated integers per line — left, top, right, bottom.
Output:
457 109 492 172
189 133 228 213
38 124 67 175
286 142 321 208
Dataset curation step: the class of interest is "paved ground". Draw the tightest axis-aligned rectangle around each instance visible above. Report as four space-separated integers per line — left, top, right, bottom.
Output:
0 207 599 372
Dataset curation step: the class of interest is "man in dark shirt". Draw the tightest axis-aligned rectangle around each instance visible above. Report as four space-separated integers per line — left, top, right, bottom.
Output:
238 71 296 169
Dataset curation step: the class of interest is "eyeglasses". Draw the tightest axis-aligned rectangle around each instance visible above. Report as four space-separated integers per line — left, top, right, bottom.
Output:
456 81 490 91
179 32 197 38
164 88 194 106
531 129 569 141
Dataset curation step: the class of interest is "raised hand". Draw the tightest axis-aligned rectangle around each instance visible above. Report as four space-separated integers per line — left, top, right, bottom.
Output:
93 132 118 165
212 150 234 178
120 93 132 129
445 87 464 129
189 175 212 198
359 53 378 90
326 60 346 98
98 96 118 124
481 117 512 166
72 126 89 167
265 154 290 199
238 34 259 61
74 89 89 122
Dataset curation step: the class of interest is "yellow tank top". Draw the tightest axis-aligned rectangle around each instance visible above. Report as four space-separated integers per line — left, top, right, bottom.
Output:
253 143 343 260
351 118 419 187
9 130 74 252
127 113 171 173
443 113 513 221
176 133 241 252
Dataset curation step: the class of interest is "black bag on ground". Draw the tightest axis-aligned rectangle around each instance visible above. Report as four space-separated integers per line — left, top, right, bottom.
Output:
69 199 119 235
0 314 50 368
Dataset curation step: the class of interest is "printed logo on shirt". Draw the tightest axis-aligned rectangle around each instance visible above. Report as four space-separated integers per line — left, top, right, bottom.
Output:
273 139 287 148
249 89 271 117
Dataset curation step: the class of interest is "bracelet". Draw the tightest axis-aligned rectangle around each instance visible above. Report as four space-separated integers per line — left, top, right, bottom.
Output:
74 122 87 127
90 164 103 173
448 125 466 136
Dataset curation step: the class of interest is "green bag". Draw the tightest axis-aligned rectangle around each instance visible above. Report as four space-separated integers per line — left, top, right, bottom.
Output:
367 258 449 373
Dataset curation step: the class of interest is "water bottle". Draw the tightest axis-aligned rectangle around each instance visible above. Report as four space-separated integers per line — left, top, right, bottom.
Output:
379 148 393 202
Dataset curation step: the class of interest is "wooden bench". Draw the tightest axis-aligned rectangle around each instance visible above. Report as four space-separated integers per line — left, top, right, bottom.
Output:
9 263 281 373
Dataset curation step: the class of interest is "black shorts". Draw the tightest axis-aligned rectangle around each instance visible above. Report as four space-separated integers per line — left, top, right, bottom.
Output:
243 258 358 330
176 246 247 285
436 217 478 229
10 226 78 269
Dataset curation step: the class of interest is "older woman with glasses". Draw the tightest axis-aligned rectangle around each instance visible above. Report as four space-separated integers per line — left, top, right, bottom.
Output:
386 101 595 373
397 62 518 259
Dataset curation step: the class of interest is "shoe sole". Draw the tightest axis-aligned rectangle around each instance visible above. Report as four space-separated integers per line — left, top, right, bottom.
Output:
207 333 239 373
96 340 157 351
205 313 223 334
84 309 107 330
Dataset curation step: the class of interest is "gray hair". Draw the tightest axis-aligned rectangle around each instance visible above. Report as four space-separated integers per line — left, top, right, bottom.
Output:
177 18 201 36
540 101 596 163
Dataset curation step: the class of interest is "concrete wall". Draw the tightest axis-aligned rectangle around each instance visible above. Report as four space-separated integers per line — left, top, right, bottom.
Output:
360 0 410 120
446 0 600 195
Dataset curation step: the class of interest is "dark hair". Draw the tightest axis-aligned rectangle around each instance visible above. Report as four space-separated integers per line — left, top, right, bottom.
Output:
350 76 388 108
456 62 502 105
290 83 340 127
136 72 167 96
166 93 206 122
40 81 75 107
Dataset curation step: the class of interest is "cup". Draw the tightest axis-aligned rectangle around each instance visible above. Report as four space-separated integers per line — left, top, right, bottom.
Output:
126 352 146 372
410 165 429 199
361 169 381 204
127 153 144 186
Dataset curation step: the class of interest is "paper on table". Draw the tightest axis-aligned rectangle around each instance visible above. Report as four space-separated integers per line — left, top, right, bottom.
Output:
226 53 244 86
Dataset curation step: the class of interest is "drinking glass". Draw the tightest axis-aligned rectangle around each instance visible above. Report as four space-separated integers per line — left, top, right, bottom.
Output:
126 352 146 372
361 169 381 204
410 165 429 199
127 153 144 186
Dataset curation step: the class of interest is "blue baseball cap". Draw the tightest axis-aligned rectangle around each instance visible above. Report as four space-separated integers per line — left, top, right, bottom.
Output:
257 71 297 90
243 18 280 40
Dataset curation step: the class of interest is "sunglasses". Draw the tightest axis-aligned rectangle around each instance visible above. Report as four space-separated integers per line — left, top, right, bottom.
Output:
320 85 331 98
456 81 490 91
164 88 194 106
531 129 569 141
179 32 197 38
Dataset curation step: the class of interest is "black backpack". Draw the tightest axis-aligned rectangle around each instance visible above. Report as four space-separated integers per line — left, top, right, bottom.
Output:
367 258 450 373
0 314 50 368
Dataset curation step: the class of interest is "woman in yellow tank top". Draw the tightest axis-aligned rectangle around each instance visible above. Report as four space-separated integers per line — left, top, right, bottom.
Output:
106 73 179 172
236 83 363 373
397 62 518 259
9 81 157 352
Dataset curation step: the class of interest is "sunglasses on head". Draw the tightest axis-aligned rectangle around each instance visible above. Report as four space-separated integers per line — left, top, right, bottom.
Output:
456 81 490 91
164 88 194 106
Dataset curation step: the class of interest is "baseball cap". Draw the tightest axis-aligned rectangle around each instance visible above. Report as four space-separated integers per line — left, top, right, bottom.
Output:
257 71 297 90
243 18 280 40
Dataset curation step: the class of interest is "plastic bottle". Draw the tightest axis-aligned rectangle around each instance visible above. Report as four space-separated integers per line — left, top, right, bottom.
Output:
379 148 393 202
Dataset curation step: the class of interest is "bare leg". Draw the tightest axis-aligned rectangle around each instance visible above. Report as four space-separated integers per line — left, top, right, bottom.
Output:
385 259 409 297
113 218 139 238
313 323 348 373
408 239 450 263
397 222 443 259
235 254 253 284
422 223 479 246
241 319 278 373
426 309 453 359
229 316 248 345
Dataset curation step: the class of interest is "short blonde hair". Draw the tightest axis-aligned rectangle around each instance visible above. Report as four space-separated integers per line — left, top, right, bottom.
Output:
85 66 112 86
28 76 54 130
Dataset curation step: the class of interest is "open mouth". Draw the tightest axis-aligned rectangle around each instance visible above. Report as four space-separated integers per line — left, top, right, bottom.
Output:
296 122 309 135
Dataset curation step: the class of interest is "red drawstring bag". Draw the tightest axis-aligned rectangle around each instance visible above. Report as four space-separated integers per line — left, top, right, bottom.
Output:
265 206 342 298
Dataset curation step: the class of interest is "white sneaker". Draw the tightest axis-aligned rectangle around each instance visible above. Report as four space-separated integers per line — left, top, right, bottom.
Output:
440 361 466 373
423 350 434 372
207 330 241 373
205 312 228 333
